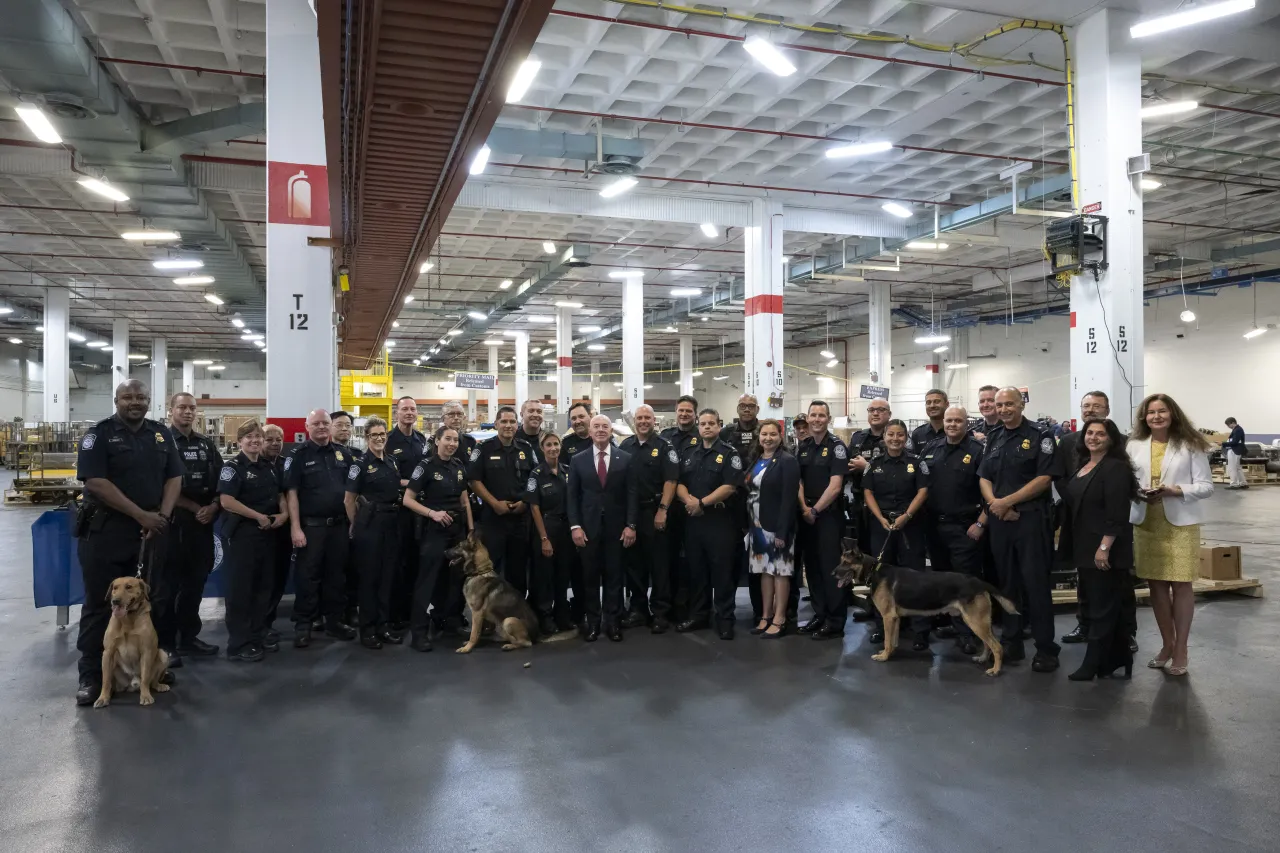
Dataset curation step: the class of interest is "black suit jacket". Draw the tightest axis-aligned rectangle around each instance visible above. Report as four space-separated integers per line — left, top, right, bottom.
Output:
1059 456 1136 570
567 444 639 541
749 451 801 545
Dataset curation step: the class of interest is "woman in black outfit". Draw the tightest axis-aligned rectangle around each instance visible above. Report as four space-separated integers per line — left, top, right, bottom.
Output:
527 432 574 635
1060 418 1139 680
744 421 800 638
402 425 474 652
344 416 403 650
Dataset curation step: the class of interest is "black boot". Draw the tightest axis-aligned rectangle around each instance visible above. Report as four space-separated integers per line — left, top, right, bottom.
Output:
1068 640 1103 681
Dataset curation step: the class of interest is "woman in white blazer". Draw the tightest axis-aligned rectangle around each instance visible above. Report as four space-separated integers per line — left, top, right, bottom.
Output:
1127 394 1214 677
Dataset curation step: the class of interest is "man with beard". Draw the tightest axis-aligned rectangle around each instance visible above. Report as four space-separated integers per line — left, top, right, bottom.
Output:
560 401 595 462
910 389 948 452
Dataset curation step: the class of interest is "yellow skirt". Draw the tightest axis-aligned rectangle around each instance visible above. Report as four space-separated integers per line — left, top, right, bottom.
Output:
1134 501 1200 582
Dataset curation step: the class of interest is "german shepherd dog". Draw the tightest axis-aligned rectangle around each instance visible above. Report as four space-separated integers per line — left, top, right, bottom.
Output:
831 542 1018 676
444 533 574 653
94 577 171 707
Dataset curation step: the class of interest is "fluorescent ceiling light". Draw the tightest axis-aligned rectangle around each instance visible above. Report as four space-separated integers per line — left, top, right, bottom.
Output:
502 331 522 338
819 349 835 359
700 316 709 321
825 140 892 159
499 279 513 289
392 321 400 328
241 334 264 341
153 259 203 270
77 177 129 202
660 326 678 333
204 294 224 305
506 59 541 103
670 287 702 297
743 36 796 77
826 358 838 367
1243 327 1267 339
1140 179 1163 190
121 230 180 241
691 370 704 377
412 359 421 365
905 241 949 250
608 270 643 280
15 106 61 144
207 364 225 371
231 317 245 328
643 384 653 390
554 301 583 308
430 347 440 353
1140 100 1198 119
713 374 730 381
469 145 491 175
193 359 213 365
541 358 556 364
599 176 638 198
882 202 913 219
946 363 969 370
1130 1 1253 39
587 344 606 351
419 261 434 274
531 347 544 356
384 341 396 348
173 276 215 286
542 242 556 254
86 340 109 348
68 332 86 342
0 308 11 315
933 345 949 353
447 329 464 336
1180 309 1196 323
404 295 414 304
579 325 602 333
467 311 488 321
700 223 719 238
127 353 147 360
483 339 504 346
914 333 950 344
35 325 43 331
525 315 554 323
7 337 21 344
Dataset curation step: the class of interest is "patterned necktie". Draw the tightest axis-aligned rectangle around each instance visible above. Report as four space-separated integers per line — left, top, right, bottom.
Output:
597 450 607 487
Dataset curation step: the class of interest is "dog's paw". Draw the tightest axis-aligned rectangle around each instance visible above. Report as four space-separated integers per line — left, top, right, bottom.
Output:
154 683 171 693
92 696 110 709
139 694 155 706
456 645 474 654
985 667 1000 677
871 651 891 662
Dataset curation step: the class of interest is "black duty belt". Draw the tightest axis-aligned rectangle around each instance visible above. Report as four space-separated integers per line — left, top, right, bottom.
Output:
637 496 664 507
302 516 345 527
934 512 978 525
368 502 399 513
542 511 566 520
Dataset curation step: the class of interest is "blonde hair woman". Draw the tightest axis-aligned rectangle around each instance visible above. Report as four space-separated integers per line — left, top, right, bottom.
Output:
1127 394 1213 676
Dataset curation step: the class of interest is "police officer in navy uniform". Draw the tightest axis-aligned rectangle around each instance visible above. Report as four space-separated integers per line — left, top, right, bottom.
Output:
216 420 288 662
845 398 892 557
560 401 595 463
283 408 358 648
659 395 701 622
862 419 930 648
468 405 535 592
404 424 474 651
74 380 183 705
427 400 478 462
518 400 546 466
796 400 849 640
909 389 948 452
618 404 679 633
978 386 1063 672
329 409 359 624
158 391 223 666
675 407 743 640
343 415 403 649
721 393 763 461
260 423 293 645
920 406 988 655
386 396 427 629
527 431 574 635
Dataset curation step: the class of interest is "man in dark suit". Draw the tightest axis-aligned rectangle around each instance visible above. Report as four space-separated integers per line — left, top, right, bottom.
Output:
568 415 639 642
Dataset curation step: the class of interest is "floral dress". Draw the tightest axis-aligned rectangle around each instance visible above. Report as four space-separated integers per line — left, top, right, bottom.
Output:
745 456 794 577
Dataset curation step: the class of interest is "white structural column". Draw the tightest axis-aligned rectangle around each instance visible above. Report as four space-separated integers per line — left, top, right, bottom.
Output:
43 288 69 422
512 331 530 412
111 318 129 387
486 345 499 422
617 271 645 412
1070 9 1145 430
150 338 168 419
466 358 478 421
868 284 892 394
678 335 694 397
266 0 336 443
743 199 786 422
182 360 195 395
555 306 574 417
590 359 602 413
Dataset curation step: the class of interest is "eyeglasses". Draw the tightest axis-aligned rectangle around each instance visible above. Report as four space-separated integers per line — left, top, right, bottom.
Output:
867 407 890 413
368 432 387 440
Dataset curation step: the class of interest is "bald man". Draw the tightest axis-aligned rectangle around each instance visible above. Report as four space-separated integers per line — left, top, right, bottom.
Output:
283 408 357 647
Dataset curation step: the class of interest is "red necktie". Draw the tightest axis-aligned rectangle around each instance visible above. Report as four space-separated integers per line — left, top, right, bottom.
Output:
597 450 607 487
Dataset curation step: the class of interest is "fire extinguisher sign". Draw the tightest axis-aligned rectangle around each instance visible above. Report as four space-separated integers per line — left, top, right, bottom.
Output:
267 161 331 227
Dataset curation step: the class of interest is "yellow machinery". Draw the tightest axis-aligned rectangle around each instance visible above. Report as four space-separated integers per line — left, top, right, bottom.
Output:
339 350 395 422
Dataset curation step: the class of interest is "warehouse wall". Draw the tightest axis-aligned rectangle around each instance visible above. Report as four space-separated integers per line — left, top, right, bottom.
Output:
68 361 268 421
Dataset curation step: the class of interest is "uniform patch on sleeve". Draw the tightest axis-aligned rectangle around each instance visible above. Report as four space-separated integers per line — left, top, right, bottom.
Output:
919 461 929 475
81 433 96 450
1040 437 1054 454
470 447 481 463
219 466 235 482
668 449 679 464
284 457 293 471
730 455 742 470
833 443 847 459
412 464 425 480
348 464 359 480
527 476 537 492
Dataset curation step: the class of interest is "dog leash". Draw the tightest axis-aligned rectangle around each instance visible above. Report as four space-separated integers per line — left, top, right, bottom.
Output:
135 535 150 582
872 526 896 569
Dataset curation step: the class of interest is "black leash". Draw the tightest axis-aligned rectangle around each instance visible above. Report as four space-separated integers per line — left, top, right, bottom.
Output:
135 535 151 583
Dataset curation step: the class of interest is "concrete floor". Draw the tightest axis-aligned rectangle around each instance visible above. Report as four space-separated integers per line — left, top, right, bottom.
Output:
1 478 1277 853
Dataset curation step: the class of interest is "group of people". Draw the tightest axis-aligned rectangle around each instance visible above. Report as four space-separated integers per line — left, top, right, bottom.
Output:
69 377 1215 705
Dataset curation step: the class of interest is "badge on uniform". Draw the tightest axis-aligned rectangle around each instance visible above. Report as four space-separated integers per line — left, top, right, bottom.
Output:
1021 439 1031 450
219 466 234 482
367 465 377 473
155 432 165 443
651 448 659 457
335 451 344 461
919 461 929 474
834 444 847 459
411 465 424 480
81 433 96 450
821 447 828 457
518 451 526 461
715 454 723 464
962 454 972 464
1040 437 1054 454
907 464 915 473
470 448 481 462
433 472 443 481
456 471 463 481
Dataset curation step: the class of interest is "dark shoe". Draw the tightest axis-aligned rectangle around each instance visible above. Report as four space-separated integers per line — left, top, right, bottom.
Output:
311 617 324 631
262 634 280 653
163 650 184 669
811 626 845 641
555 615 575 633
958 637 979 656
361 633 384 650
437 618 462 636
676 618 709 633
1067 664 1096 681
228 645 265 663
911 636 930 652
584 623 601 642
294 626 312 649
870 630 884 645
177 637 220 656
380 629 404 645
718 623 735 641
1129 637 1139 654
391 620 410 632
621 610 648 629
324 621 357 641
1002 642 1026 662
850 609 874 622
76 675 101 706
607 624 623 642
1061 624 1087 644
934 625 956 639
538 616 557 637
265 628 281 646
1031 653 1060 673
750 618 771 636
410 633 433 652
798 616 824 635
651 618 670 635
158 669 176 685
1100 659 1134 679
761 620 787 639
344 608 359 628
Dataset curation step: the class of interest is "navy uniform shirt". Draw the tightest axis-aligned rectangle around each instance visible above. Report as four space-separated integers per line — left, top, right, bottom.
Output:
525 461 570 518
721 419 762 462
467 436 535 506
972 420 1004 447
619 433 680 504
679 438 743 502
217 452 281 516
170 427 223 505
862 452 928 514
427 430 478 465
977 419 1061 508
282 440 351 519
921 436 985 518
408 454 469 512
77 414 184 511
560 430 595 463
797 431 847 505
386 425 427 481
908 422 944 454
845 428 887 491
517 427 546 466
345 450 402 505
660 424 701 461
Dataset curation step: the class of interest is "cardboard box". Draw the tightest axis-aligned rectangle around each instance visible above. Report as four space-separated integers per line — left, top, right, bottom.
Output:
1199 545 1241 581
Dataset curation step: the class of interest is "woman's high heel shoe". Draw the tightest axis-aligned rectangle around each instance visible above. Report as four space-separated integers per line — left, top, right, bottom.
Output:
761 620 787 640
1147 656 1171 669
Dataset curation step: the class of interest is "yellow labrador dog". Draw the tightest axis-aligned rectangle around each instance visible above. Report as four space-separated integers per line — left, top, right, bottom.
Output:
94 577 170 708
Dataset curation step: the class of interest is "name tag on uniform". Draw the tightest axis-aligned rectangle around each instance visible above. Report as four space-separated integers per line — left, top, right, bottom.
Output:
873 467 883 474
393 448 402 454
489 456 501 461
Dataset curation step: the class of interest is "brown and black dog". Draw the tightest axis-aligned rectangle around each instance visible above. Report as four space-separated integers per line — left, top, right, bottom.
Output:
94 577 171 707
832 542 1017 676
444 533 574 653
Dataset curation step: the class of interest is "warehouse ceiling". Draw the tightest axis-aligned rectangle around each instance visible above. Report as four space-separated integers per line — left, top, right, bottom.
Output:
0 0 1277 374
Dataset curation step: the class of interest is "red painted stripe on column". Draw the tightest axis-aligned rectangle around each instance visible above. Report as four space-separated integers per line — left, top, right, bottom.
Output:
1070 311 1077 328
744 295 784 316
558 356 572 367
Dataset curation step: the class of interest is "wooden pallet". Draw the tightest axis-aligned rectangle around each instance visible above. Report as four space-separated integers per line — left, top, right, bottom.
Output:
1052 576 1264 605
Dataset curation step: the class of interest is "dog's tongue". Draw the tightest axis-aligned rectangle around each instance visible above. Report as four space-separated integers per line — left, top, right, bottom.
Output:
112 604 126 618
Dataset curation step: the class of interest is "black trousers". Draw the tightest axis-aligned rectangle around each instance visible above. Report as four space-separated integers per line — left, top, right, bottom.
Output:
989 509 1060 656
685 510 738 625
480 511 530 595
414 518 465 634
626 506 672 620
578 523 625 626
1078 564 1137 668
224 523 276 654
154 507 215 649
265 527 294 628
532 514 573 621
799 508 845 629
77 514 150 679
389 508 419 625
666 506 690 622
353 506 400 632
292 522 350 625
925 518 983 638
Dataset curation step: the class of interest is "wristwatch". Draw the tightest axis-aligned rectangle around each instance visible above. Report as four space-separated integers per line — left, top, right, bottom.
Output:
1099 544 1109 551
974 521 984 529
659 503 669 510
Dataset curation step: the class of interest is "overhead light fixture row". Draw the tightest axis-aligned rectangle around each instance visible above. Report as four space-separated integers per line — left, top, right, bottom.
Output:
1130 1 1253 39
173 276 214 285
743 36 796 77
468 145 491 176
153 259 203 270
14 106 61 144
1140 100 1198 118
77 177 129 202
506 59 541 103
121 230 180 241
824 140 892 159
882 202 913 219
